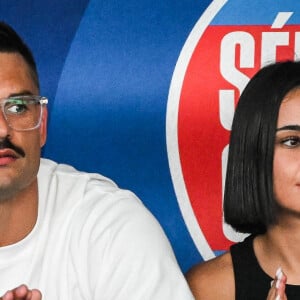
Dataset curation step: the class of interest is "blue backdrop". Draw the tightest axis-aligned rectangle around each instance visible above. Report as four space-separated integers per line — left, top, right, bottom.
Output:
2 0 298 273
0 0 213 272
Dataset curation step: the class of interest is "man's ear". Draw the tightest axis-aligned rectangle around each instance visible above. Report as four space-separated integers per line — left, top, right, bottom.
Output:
40 107 48 147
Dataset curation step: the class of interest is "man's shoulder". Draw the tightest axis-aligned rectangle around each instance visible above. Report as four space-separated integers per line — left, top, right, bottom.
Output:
38 158 143 217
39 158 119 192
38 158 144 215
39 158 113 181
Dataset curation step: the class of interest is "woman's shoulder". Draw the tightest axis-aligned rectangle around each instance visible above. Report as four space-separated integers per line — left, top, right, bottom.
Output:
186 251 235 300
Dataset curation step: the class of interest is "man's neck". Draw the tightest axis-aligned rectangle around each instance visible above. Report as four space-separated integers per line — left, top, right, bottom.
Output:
0 179 38 246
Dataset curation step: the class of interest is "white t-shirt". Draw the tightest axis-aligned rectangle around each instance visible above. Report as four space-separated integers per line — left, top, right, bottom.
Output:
0 158 194 300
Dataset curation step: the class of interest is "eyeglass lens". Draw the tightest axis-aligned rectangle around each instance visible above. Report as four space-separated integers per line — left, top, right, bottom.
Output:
3 98 43 131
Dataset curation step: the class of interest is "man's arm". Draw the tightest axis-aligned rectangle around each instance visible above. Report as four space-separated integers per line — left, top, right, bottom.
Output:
82 190 194 299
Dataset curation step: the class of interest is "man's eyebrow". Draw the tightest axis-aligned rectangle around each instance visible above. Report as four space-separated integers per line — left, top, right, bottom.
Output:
8 90 33 97
276 125 300 131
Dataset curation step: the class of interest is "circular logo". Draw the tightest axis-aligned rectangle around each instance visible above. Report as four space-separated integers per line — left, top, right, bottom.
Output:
166 0 300 260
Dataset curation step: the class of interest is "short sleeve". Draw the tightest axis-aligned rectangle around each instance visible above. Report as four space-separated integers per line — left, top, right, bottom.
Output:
69 183 194 300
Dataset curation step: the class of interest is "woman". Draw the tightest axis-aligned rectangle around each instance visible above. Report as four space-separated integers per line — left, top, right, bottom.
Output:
186 60 300 299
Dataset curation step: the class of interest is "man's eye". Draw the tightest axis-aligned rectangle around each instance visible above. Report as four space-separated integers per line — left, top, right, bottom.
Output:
5 103 28 114
281 136 300 147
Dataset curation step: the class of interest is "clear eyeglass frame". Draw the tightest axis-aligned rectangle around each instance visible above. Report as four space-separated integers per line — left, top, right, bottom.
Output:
0 95 48 131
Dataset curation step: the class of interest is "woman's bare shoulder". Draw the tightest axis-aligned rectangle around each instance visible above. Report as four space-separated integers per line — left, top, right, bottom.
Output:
186 251 235 300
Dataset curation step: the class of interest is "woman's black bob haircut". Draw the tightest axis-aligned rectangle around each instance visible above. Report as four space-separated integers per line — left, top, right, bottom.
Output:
0 21 39 89
224 60 300 235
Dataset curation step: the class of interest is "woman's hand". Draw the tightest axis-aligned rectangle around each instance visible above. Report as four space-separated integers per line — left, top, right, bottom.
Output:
267 267 287 300
0 285 42 300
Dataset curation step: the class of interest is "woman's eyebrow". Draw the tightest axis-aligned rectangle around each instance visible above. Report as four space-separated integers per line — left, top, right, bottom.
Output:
276 125 300 131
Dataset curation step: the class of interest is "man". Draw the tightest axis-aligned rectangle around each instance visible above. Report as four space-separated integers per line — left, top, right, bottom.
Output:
0 22 193 300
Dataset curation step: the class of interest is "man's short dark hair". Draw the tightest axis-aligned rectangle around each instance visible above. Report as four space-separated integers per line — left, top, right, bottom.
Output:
0 21 39 89
224 60 300 235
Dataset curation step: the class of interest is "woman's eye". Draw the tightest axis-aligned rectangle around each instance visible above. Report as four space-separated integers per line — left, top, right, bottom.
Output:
281 137 300 147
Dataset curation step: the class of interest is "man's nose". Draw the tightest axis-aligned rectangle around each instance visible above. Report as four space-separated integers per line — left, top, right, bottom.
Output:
0 111 10 137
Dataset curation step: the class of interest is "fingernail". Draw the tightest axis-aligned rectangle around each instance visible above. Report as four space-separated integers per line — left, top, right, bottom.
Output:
275 295 281 300
276 279 281 289
275 267 283 289
270 280 274 287
276 267 283 280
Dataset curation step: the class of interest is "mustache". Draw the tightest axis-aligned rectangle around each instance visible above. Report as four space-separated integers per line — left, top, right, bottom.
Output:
0 138 25 157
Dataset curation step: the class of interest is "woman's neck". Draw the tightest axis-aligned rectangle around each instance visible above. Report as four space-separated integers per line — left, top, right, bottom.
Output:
254 218 300 284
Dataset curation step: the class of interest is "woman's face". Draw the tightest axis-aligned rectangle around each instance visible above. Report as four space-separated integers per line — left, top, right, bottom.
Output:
273 88 300 214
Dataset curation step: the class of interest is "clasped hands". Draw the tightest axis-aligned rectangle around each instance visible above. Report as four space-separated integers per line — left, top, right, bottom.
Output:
267 268 287 300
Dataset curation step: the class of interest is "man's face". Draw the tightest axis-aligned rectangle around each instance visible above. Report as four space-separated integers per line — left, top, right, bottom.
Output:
0 52 47 200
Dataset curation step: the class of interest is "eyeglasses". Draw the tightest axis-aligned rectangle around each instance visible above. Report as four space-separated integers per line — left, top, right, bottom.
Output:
0 95 48 131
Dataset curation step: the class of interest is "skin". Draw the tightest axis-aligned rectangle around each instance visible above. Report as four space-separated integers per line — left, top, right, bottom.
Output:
187 89 300 299
0 285 42 300
0 52 47 299
186 254 287 299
